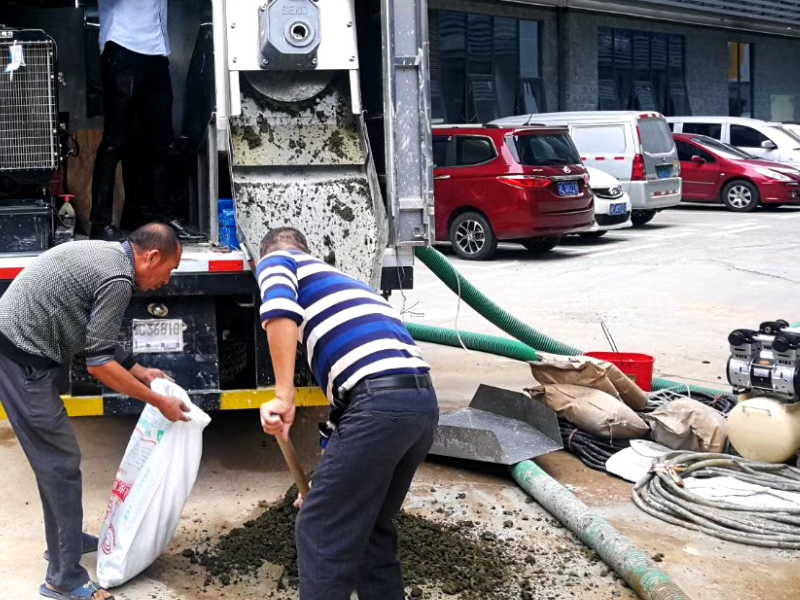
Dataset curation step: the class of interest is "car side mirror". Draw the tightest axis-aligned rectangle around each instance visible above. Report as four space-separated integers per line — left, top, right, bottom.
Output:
691 155 706 164
761 140 778 150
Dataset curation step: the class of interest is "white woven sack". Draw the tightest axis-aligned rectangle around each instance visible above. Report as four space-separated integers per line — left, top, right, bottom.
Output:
97 379 211 587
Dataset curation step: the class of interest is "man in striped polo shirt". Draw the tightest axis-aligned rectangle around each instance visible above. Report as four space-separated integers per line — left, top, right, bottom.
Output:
257 227 438 600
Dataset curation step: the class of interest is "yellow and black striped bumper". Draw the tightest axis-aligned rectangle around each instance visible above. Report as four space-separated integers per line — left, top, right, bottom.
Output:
0 386 328 420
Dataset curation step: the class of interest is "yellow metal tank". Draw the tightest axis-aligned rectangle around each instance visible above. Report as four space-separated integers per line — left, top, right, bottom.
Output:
727 396 800 463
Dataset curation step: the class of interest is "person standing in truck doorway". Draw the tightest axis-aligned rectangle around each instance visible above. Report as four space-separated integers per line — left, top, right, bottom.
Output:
90 0 174 241
256 227 439 600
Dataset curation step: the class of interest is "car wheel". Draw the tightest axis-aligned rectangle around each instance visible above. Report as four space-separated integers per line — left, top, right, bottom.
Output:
631 209 656 227
578 230 607 239
521 236 562 253
722 180 759 212
449 211 497 260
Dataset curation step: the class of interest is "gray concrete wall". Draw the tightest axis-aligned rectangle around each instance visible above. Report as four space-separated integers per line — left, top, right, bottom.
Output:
561 10 800 119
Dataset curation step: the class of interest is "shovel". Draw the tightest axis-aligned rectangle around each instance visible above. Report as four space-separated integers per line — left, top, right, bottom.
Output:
430 384 563 465
240 237 311 497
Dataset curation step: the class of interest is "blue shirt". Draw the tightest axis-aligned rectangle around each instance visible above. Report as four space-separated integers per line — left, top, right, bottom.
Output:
99 0 170 56
258 250 429 402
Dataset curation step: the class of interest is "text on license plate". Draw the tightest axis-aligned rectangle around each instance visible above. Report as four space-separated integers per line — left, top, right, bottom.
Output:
132 319 184 354
609 203 627 215
557 181 580 196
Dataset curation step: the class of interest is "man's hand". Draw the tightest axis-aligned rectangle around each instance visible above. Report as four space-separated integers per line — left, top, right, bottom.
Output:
130 364 173 387
155 394 191 422
259 389 296 441
293 492 305 510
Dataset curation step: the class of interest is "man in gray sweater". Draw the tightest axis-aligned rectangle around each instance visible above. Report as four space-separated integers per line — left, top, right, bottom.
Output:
0 223 188 600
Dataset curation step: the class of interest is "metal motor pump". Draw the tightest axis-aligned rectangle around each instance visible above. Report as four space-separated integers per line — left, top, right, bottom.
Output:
727 319 800 401
726 319 800 463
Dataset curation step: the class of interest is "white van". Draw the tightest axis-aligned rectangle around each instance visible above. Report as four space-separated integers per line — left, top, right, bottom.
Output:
668 116 800 166
492 111 681 226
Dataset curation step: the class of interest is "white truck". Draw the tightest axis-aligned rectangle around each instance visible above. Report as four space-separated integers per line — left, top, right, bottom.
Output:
0 0 433 418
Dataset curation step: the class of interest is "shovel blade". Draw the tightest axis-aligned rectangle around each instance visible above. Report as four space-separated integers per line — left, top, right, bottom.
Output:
429 385 563 465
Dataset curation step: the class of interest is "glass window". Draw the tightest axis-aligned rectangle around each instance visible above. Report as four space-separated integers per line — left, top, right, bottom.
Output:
691 136 752 160
598 28 689 116
433 136 454 167
456 136 495 166
674 140 695 162
571 125 627 154
429 10 543 124
682 122 722 139
513 134 581 166
729 42 754 117
730 125 769 148
676 141 714 162
638 118 674 154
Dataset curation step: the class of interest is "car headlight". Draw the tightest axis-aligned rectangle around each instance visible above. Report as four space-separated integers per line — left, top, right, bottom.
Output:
754 166 792 182
608 185 623 198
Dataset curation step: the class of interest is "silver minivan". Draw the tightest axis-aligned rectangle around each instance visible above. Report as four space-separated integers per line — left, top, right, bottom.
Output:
668 116 800 167
493 111 681 226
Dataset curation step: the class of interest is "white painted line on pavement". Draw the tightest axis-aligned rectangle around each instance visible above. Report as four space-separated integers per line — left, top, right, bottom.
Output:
711 225 767 236
588 242 665 258
721 221 756 230
656 230 699 240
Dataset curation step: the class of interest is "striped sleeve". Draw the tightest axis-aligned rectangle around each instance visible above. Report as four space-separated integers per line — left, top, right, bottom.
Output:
258 252 304 326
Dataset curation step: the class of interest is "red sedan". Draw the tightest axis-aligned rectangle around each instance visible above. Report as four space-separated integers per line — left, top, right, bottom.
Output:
674 133 800 212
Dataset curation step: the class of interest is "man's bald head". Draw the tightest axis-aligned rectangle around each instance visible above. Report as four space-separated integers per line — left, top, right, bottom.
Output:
129 222 181 258
260 227 309 257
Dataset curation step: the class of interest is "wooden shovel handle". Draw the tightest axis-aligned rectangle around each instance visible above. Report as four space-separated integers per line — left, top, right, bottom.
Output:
276 436 310 496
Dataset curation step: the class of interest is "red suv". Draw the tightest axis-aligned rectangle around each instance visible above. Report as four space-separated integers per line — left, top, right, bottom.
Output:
433 125 594 260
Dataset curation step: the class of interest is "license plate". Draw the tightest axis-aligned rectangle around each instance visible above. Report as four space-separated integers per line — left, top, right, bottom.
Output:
132 319 184 354
656 165 673 179
557 181 580 196
609 202 627 215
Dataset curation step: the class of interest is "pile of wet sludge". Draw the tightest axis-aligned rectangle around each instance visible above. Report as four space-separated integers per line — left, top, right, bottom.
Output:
183 488 626 600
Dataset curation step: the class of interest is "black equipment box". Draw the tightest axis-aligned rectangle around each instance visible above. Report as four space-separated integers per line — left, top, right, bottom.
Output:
0 201 53 253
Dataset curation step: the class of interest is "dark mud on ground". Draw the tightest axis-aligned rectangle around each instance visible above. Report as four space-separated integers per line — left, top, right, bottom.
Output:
185 486 631 600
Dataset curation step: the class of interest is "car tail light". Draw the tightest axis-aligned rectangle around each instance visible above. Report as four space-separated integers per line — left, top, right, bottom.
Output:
497 175 551 190
631 154 646 181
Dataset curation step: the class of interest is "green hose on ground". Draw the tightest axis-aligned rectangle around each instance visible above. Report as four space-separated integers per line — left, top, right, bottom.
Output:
513 460 692 600
405 323 539 362
414 245 728 397
414 246 581 356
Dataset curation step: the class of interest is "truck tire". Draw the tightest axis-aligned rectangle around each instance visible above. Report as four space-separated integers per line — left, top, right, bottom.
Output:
631 209 656 227
722 180 759 212
449 211 497 260
521 236 562 253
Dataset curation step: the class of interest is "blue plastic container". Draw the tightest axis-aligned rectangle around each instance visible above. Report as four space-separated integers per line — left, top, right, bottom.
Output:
218 198 240 250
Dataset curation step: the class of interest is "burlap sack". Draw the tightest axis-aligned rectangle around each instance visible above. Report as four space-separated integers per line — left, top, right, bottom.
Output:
643 399 727 453
530 356 648 411
528 383 650 439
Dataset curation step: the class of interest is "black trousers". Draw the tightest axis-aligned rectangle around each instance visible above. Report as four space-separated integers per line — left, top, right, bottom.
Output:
91 41 174 228
296 377 438 600
0 353 88 590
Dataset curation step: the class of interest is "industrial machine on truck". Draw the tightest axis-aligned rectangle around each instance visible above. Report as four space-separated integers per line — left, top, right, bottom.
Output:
0 0 433 418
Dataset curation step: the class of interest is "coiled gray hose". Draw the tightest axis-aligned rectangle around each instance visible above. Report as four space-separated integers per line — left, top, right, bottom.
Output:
633 451 800 548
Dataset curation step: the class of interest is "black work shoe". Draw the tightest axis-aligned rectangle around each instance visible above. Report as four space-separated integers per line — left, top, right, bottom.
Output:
90 224 127 241
43 532 98 561
168 218 206 242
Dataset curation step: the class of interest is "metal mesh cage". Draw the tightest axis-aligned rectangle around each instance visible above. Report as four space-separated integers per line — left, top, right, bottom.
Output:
0 33 58 173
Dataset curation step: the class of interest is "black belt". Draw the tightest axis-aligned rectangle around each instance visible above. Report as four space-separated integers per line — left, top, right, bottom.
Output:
345 373 432 400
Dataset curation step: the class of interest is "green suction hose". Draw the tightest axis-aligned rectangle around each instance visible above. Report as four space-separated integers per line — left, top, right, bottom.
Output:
413 245 728 397
405 323 539 362
414 246 581 356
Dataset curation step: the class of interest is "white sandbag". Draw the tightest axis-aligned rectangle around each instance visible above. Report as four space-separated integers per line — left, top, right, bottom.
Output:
97 379 211 588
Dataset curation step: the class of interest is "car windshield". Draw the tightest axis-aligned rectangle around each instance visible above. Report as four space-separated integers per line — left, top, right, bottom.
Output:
513 133 581 166
771 125 800 147
690 136 754 160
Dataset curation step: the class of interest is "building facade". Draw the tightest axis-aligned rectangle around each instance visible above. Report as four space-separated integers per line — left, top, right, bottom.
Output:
428 0 800 123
